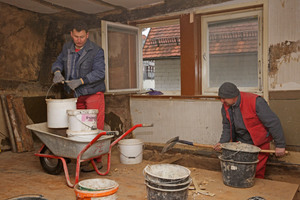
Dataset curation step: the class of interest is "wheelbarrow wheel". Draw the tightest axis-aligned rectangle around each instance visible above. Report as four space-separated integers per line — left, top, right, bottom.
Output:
40 146 63 175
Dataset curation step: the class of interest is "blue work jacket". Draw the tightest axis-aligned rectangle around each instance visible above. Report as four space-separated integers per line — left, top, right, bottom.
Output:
52 39 106 97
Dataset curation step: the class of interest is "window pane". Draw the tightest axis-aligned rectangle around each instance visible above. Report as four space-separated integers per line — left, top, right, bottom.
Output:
107 25 138 90
142 24 181 94
208 17 258 87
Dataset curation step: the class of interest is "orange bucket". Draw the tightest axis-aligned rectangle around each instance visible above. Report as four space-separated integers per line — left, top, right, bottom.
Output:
74 179 119 200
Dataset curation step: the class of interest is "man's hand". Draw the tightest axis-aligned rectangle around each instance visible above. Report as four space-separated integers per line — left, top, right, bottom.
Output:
275 147 286 157
53 71 65 83
67 79 83 90
214 143 222 151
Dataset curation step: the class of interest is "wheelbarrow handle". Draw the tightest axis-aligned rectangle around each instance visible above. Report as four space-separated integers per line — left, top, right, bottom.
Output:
106 131 119 136
142 123 153 127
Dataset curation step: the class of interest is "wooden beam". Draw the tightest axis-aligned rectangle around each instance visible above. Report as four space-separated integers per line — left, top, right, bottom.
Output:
0 95 17 152
33 0 90 15
180 13 201 95
12 96 34 152
6 95 23 152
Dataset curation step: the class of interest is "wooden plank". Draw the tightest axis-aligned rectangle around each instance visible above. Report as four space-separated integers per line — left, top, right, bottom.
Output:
6 95 23 152
0 95 17 152
12 96 34 151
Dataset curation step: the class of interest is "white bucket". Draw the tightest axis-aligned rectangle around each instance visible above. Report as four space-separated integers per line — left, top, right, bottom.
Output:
66 129 100 142
46 98 77 128
67 109 98 131
75 178 119 200
118 139 143 165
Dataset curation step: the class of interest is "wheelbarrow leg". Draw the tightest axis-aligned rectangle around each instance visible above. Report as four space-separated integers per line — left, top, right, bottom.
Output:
35 151 76 188
59 157 76 188
93 152 111 176
74 157 84 187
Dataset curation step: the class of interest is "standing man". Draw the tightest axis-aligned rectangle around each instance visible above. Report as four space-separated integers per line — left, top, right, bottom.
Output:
52 20 105 171
214 82 286 178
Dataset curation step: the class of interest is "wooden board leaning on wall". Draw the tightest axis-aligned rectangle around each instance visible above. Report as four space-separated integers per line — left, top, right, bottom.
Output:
1 95 34 153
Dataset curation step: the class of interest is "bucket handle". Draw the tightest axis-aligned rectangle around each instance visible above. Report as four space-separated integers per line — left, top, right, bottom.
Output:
6 194 45 200
45 82 79 100
221 150 241 160
45 82 56 100
117 145 144 159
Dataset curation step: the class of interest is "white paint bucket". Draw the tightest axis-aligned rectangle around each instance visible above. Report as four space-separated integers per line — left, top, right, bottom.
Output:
46 98 77 128
67 109 98 131
118 139 143 165
66 129 100 142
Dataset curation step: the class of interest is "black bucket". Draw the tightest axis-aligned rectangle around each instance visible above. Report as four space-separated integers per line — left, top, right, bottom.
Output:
144 164 191 200
145 177 192 190
221 142 261 162
219 155 258 188
146 182 189 200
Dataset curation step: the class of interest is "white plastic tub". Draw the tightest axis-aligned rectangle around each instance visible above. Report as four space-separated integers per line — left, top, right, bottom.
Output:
46 98 77 128
118 139 143 165
67 109 98 131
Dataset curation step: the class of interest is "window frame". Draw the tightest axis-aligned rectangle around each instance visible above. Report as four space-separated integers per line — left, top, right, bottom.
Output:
101 20 143 93
201 8 263 96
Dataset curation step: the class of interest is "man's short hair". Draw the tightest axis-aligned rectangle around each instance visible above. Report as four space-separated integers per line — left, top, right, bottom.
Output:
72 20 88 32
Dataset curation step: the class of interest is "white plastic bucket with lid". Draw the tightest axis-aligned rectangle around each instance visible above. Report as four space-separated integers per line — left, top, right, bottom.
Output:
118 139 144 165
66 129 100 142
67 109 98 131
46 98 77 128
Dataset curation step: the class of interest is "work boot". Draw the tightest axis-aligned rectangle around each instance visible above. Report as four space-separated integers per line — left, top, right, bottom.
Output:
80 160 103 172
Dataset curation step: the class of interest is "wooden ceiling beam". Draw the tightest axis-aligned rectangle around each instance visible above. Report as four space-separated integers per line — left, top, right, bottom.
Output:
32 0 92 15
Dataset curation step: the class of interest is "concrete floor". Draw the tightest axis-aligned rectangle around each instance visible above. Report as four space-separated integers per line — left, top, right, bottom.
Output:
0 144 299 200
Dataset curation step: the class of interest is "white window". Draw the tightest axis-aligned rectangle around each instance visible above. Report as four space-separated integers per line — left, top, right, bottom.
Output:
102 19 180 95
101 20 142 93
201 9 263 95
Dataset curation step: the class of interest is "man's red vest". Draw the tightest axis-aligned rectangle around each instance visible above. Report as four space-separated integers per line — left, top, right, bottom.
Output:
223 92 273 148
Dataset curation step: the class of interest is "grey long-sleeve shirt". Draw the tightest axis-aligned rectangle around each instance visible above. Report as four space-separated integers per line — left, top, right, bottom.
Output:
219 95 286 148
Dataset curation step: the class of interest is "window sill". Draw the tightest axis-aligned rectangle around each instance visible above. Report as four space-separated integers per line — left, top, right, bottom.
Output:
130 93 220 100
104 91 220 100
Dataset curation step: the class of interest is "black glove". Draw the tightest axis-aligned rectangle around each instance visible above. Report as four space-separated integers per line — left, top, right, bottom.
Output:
53 71 65 83
67 79 83 90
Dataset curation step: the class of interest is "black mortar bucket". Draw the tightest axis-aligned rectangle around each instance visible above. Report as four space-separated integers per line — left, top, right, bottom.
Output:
145 177 192 190
143 164 191 200
145 183 189 200
221 142 261 162
219 155 259 188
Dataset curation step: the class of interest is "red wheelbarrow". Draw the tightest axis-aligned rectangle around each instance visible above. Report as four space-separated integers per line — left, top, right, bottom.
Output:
26 122 152 188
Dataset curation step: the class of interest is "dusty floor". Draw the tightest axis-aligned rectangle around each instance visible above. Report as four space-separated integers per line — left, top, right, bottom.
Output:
0 144 299 200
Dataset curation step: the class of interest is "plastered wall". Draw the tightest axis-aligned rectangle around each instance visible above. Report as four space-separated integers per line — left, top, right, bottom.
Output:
268 0 300 90
131 98 222 145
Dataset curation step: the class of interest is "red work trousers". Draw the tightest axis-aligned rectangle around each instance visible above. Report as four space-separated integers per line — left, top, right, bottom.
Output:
76 92 105 130
255 142 270 179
